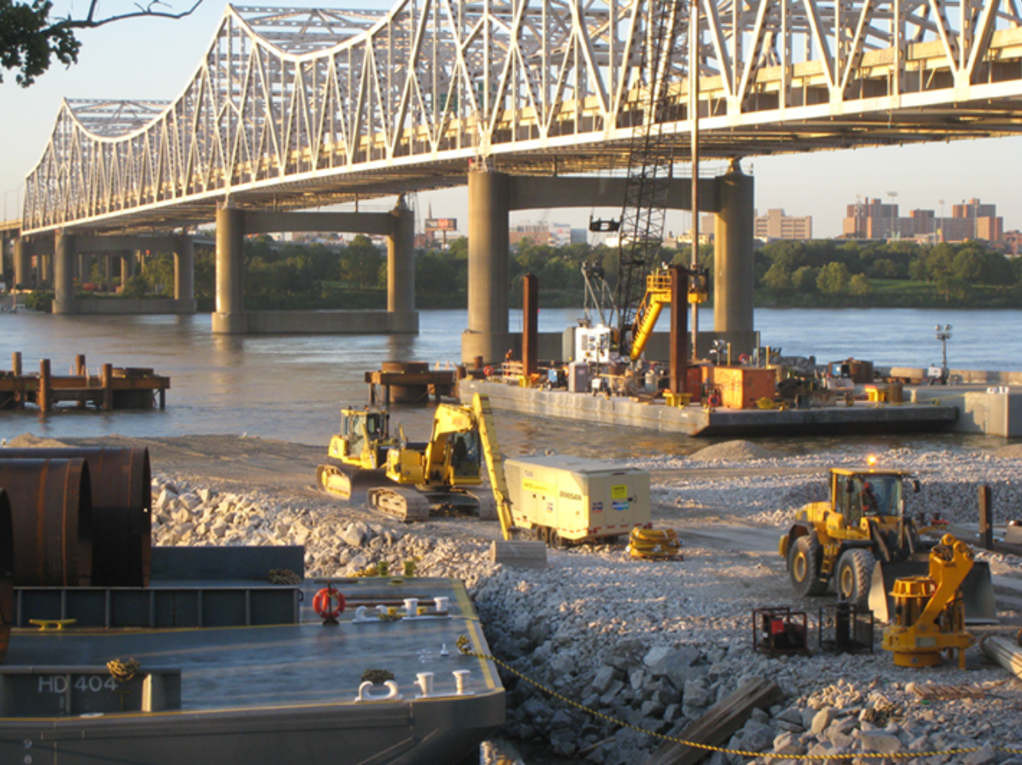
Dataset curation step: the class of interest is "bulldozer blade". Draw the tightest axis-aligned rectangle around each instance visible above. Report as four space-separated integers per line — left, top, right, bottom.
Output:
316 464 386 500
868 561 998 625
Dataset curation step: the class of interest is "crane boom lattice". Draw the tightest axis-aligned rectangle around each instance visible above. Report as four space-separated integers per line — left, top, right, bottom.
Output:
614 0 689 357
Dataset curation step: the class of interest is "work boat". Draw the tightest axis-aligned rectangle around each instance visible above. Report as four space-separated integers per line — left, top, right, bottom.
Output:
0 449 503 765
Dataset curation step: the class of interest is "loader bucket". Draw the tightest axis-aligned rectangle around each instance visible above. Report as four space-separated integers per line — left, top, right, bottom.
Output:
868 561 998 625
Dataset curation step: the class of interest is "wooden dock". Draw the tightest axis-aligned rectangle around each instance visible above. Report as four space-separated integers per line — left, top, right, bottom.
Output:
365 362 457 405
0 353 169 412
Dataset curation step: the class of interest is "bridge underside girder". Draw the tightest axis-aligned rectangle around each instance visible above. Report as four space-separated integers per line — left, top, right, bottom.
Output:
19 0 1022 236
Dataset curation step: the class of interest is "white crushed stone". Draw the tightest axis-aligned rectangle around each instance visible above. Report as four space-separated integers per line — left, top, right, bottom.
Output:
686 440 775 463
148 447 1022 765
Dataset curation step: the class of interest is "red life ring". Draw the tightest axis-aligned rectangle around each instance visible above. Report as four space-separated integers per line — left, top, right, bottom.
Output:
483 365 494 376
708 394 722 407
738 354 751 365
313 586 345 620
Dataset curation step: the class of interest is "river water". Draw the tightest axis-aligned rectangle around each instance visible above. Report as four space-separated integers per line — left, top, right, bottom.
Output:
0 307 1016 457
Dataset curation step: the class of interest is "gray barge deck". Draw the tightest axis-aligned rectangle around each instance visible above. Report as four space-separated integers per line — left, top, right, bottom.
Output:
1 574 504 765
459 379 959 437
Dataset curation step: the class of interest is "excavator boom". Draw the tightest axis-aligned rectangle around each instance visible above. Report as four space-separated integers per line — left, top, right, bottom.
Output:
471 393 516 540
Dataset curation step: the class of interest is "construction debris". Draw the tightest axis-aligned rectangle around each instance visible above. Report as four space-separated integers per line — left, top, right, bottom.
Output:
981 634 1022 681
643 677 783 765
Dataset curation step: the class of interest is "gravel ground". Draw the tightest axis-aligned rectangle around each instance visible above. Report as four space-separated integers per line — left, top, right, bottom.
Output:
7 433 1022 764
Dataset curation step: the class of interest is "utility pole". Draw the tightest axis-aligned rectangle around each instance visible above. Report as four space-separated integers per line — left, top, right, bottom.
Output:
689 0 700 361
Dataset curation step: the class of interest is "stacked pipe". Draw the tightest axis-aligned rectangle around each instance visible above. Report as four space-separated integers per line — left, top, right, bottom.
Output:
0 448 152 586
0 458 93 589
0 491 13 664
0 447 153 664
981 635 1022 680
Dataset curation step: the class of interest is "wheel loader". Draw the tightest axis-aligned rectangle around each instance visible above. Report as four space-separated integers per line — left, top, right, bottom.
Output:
316 407 397 499
778 466 996 624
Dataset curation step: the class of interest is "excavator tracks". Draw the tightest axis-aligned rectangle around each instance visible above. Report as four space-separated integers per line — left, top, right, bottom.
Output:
366 487 433 522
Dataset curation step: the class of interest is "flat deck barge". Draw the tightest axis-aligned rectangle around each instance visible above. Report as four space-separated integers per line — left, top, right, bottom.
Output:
458 379 959 437
1 569 503 765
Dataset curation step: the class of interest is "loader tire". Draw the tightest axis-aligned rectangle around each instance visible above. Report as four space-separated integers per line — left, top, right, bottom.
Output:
836 549 876 609
789 536 826 597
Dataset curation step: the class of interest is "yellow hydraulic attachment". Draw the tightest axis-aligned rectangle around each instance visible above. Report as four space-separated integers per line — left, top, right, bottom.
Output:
629 270 672 362
628 527 683 560
882 534 976 669
628 268 710 361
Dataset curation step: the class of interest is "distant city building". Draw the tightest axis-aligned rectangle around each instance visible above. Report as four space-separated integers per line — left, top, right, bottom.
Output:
843 197 1004 242
510 221 573 248
755 209 813 240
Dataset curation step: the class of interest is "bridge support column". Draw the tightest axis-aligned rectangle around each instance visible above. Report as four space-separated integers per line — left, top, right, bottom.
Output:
54 233 77 314
213 207 247 334
174 235 196 312
103 255 112 288
386 196 417 332
463 167 511 364
119 254 131 286
714 162 755 346
13 239 28 288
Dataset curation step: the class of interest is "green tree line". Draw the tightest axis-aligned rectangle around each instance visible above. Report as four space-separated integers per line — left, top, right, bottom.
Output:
756 239 1022 307
37 233 1020 312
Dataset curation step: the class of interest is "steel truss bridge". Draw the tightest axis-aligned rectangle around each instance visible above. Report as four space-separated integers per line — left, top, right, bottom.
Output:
21 0 1022 235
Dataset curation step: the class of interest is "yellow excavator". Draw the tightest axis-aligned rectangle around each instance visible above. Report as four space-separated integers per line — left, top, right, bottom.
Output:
779 463 996 624
318 394 516 537
368 394 515 536
316 407 397 498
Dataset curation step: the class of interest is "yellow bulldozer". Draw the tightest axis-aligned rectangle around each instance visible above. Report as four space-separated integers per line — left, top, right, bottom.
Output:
316 407 397 498
778 465 996 624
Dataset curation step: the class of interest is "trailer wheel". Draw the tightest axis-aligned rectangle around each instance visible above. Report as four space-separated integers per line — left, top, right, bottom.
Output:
836 549 876 609
789 536 826 596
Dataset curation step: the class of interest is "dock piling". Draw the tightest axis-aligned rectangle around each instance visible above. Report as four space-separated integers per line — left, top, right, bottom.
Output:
39 359 51 414
101 364 113 411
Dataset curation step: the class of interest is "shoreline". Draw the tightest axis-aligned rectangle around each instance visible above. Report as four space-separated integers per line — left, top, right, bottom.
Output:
6 432 1022 764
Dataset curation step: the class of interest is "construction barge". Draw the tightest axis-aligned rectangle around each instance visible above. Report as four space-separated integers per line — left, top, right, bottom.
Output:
0 447 503 765
0 353 169 411
457 378 961 437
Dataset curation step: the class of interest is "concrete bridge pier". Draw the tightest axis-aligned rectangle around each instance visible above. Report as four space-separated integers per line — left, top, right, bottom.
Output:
174 235 196 308
463 167 512 364
13 240 28 288
714 162 756 345
119 253 132 285
387 197 417 332
213 207 247 334
54 233 77 314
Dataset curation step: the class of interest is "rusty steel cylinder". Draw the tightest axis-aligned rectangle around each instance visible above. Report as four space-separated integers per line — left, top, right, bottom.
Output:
0 490 13 664
0 448 151 587
0 458 93 587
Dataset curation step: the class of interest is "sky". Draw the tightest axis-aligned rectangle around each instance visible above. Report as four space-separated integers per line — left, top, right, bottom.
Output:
3 0 1022 238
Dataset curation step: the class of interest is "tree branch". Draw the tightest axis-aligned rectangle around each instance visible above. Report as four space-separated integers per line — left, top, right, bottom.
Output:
50 0 204 32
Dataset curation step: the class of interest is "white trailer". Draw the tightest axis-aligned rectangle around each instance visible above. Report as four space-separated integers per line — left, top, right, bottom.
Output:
505 455 651 544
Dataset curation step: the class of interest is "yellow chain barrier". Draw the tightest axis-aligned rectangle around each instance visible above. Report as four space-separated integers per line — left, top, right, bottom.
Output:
455 635 1022 760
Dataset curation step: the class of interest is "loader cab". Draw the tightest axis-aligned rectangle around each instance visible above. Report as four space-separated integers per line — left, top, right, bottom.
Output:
835 471 904 529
